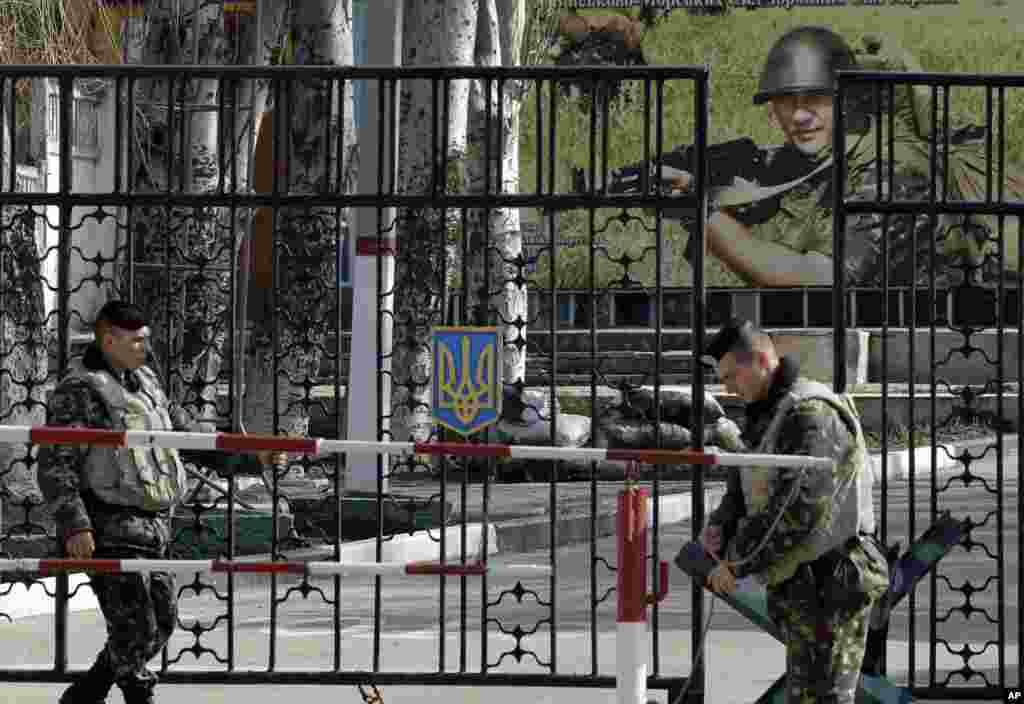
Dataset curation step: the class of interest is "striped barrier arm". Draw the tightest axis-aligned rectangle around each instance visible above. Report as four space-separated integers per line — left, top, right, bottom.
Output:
0 425 835 469
0 559 553 579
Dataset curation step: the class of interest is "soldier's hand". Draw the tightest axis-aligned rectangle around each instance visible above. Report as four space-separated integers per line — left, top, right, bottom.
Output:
705 417 745 452
66 531 95 559
707 561 736 596
668 172 692 193
256 450 288 468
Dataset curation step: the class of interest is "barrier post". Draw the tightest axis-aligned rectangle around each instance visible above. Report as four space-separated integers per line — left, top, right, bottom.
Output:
617 487 648 704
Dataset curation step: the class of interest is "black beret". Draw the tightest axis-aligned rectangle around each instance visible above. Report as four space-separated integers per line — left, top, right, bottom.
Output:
699 317 756 369
96 301 149 331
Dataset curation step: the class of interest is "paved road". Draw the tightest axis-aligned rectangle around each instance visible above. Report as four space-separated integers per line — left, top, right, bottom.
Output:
2 449 1020 703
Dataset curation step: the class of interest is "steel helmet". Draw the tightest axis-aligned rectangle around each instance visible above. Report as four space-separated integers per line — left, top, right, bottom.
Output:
753 26 858 105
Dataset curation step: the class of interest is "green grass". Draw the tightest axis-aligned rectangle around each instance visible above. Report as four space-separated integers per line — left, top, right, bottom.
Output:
519 0 1024 288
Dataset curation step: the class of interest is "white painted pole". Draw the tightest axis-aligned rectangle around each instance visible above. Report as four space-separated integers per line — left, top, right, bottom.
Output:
345 0 403 495
616 621 648 704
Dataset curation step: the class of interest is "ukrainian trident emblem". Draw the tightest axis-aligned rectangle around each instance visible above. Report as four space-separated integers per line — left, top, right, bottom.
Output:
432 327 503 436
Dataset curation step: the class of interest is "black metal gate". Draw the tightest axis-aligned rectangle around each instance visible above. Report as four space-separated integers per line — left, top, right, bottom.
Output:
0 64 712 702
2 59 1020 703
834 69 1024 700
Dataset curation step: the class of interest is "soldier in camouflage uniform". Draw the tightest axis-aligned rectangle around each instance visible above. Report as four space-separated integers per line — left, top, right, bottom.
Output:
703 25 1011 289
38 301 283 704
704 24 1015 288
589 25 1022 288
699 318 889 704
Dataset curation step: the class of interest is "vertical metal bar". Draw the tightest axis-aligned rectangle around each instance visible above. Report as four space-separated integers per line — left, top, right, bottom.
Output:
585 73 599 678
167 75 178 195
928 82 943 690
497 77 505 201
906 80 921 690
832 75 847 395
333 74 346 673
1014 84 1024 695
651 75 665 677
689 67 710 704
226 72 240 673
437 74 449 673
114 77 124 194
126 77 137 320
480 73 495 675
163 71 176 391
877 80 890 677
535 75 543 195
374 75 397 675
53 71 74 678
268 75 284 672
995 84 1007 687
459 204 470 672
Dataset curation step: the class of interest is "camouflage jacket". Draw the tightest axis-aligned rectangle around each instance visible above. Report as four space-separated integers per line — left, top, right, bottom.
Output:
707 356 875 587
751 128 996 289
37 344 263 552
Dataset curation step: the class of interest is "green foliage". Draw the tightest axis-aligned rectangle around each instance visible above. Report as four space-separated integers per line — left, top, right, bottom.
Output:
518 0 1024 287
2 0 65 51
529 239 623 290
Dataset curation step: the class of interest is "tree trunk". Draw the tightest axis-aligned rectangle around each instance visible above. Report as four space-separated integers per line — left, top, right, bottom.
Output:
241 0 356 456
465 0 526 384
0 95 48 503
124 0 230 436
389 0 450 448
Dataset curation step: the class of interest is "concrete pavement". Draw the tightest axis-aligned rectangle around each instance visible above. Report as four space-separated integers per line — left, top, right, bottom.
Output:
0 624 1012 704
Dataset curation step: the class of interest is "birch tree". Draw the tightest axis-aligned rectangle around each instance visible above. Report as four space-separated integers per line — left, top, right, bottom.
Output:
464 0 526 384
124 0 238 432
389 0 527 450
114 0 354 458
240 0 356 451
390 0 461 447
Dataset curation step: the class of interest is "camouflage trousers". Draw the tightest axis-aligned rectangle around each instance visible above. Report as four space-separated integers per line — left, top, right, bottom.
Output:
767 594 872 704
89 566 177 696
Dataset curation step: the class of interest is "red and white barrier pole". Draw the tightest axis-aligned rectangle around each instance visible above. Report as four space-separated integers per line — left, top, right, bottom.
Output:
0 425 835 470
0 558 552 580
617 486 649 704
616 487 669 704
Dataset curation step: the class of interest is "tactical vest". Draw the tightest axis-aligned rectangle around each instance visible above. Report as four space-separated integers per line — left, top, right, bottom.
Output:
63 359 188 513
736 378 875 585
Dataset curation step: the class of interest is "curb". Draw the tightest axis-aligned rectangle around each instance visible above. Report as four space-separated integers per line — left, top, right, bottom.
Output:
869 433 1018 481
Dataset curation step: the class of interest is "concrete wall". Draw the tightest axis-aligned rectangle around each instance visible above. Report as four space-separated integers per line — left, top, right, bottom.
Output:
869 329 1021 385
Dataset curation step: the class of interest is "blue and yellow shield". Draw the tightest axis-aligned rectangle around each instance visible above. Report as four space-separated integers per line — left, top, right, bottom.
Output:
432 327 503 436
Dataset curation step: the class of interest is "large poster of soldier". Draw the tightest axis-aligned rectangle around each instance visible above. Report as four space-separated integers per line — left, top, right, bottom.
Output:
533 0 1024 296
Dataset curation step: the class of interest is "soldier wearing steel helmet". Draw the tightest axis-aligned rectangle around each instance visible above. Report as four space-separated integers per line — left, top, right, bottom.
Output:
703 24 987 289
586 25 1017 288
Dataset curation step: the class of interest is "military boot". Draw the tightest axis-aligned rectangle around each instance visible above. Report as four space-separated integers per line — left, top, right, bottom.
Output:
57 662 114 704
